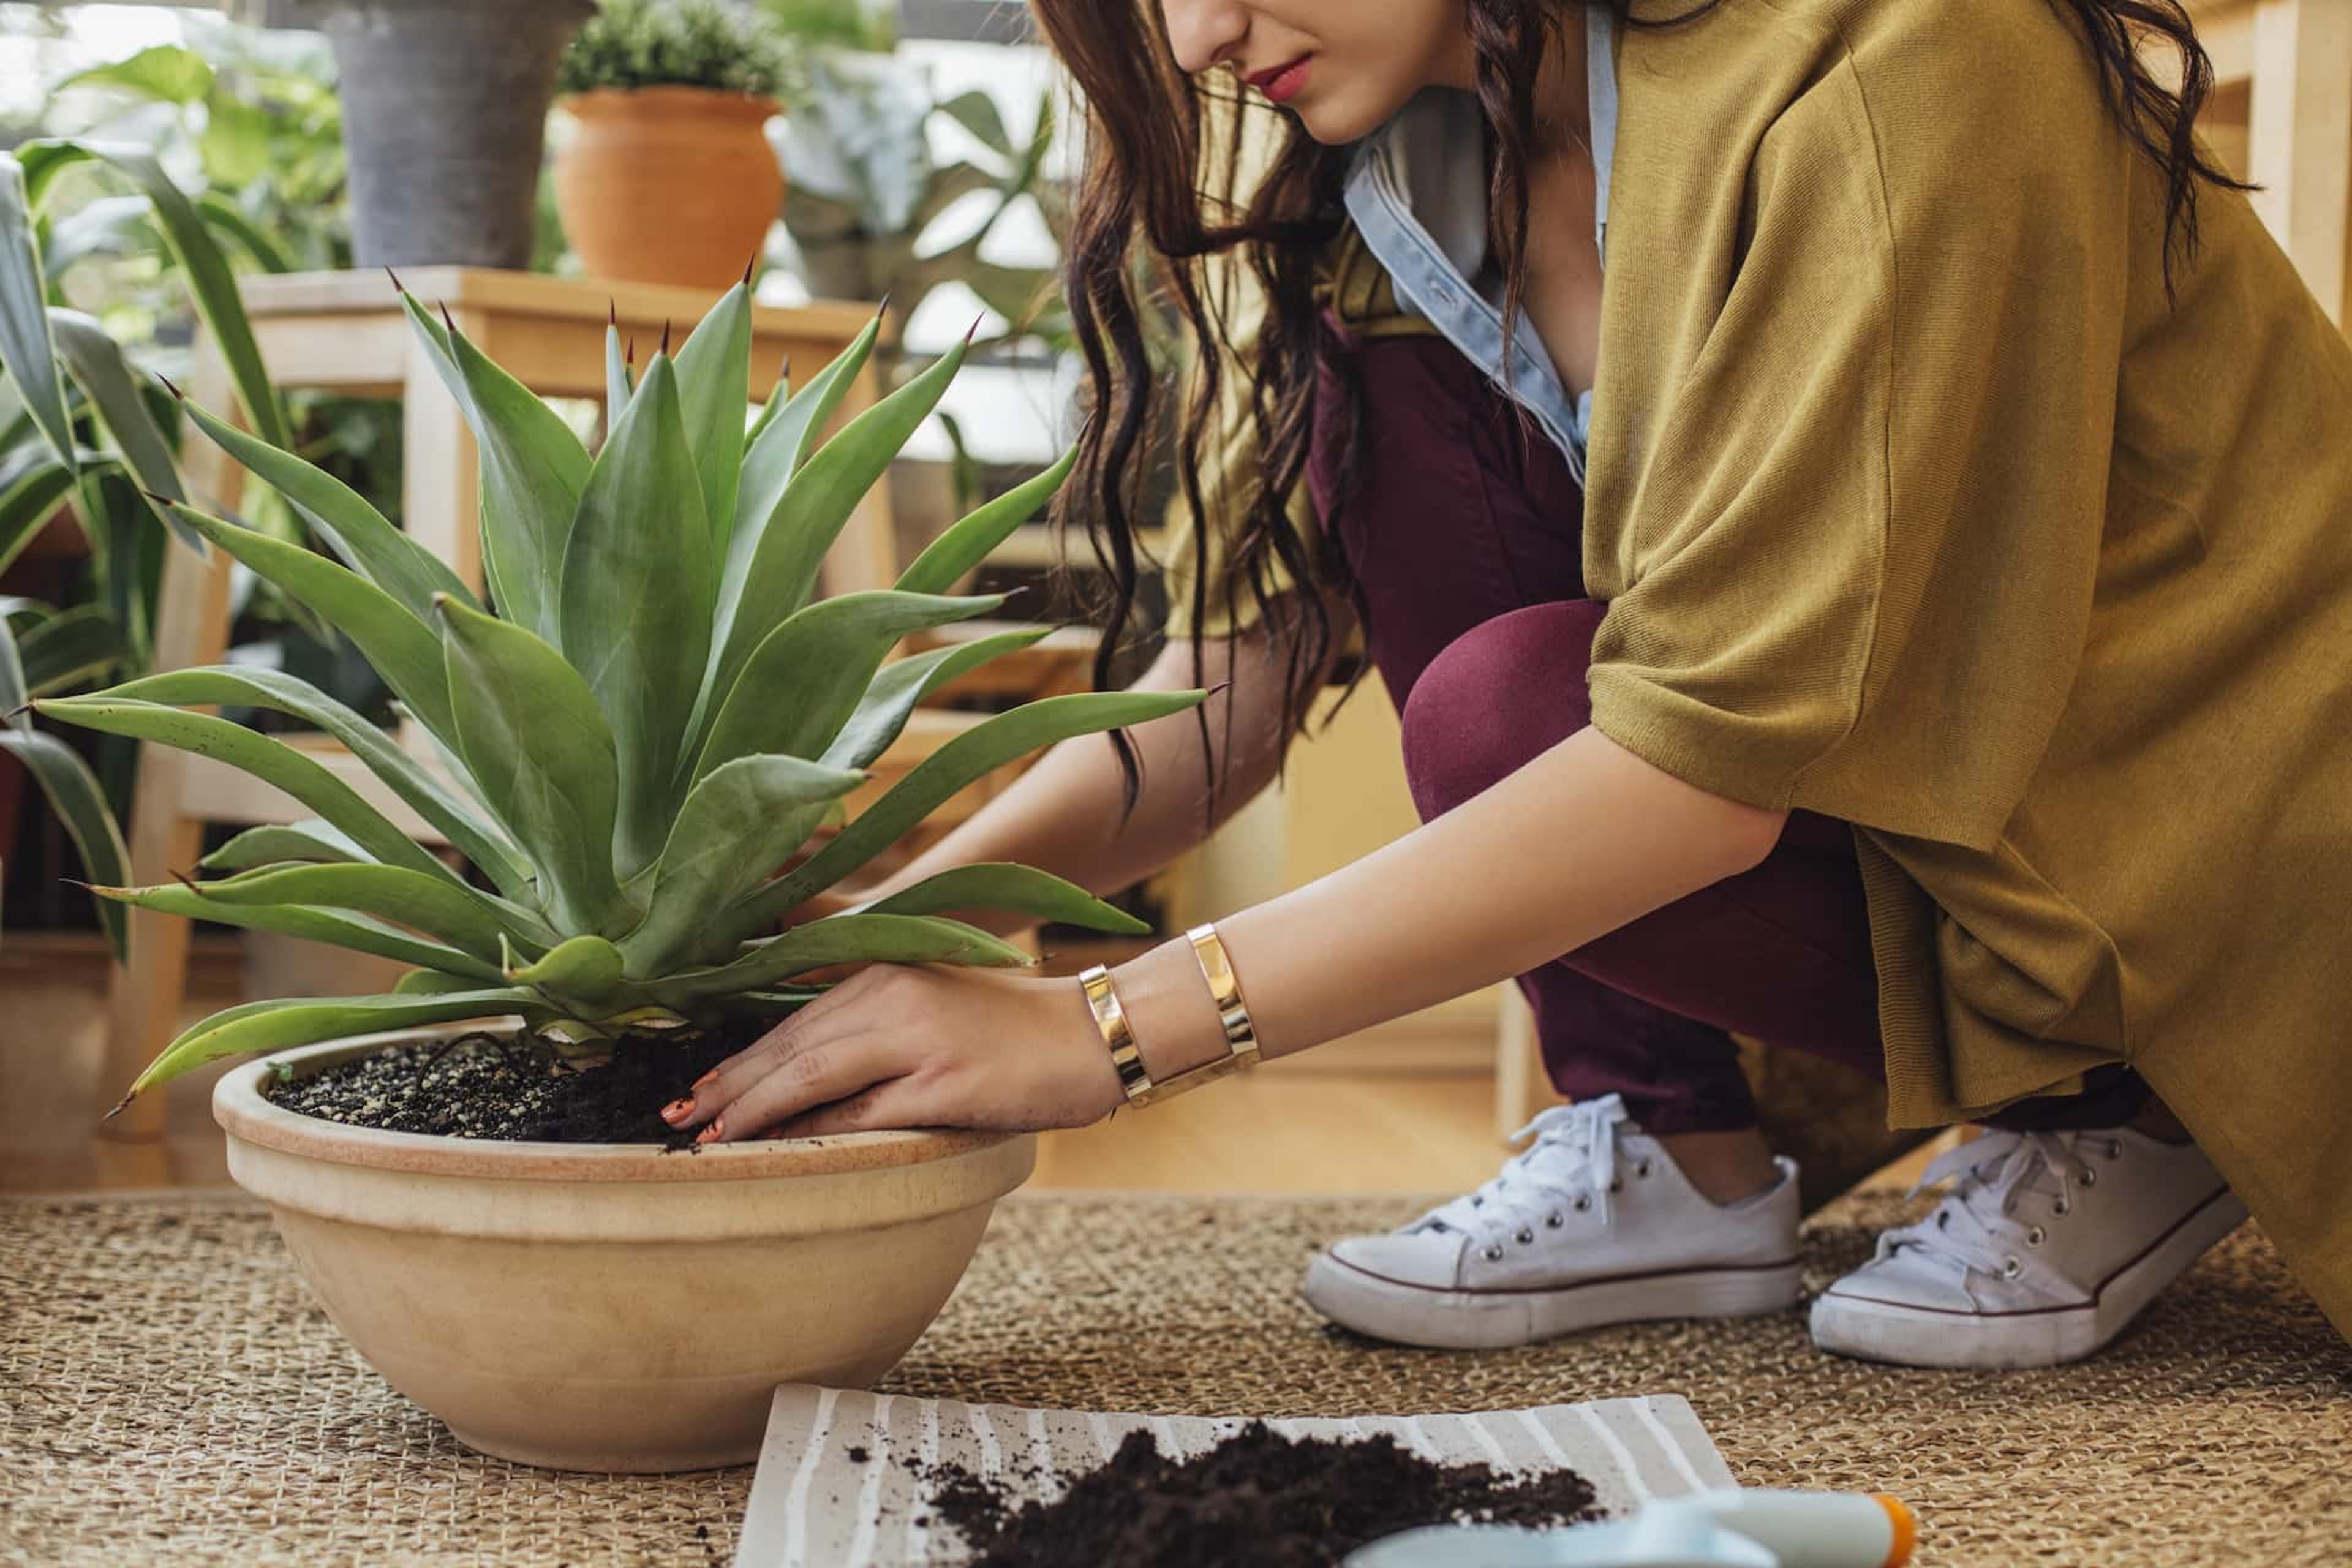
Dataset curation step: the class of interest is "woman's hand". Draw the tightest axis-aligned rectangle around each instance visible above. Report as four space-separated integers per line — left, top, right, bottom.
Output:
659 962 1126 1142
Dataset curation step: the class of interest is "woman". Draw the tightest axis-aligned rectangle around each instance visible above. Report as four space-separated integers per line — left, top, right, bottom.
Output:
666 0 2352 1366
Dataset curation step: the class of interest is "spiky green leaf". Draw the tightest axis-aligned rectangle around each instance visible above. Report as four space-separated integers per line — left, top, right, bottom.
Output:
0 156 77 473
704 332 960 721
729 687 1205 940
505 933 625 1006
46 309 200 550
859 862 1150 935
818 626 1050 773
158 501 457 744
36 695 453 881
436 595 625 932
91 880 502 982
102 665 532 900
196 862 519 962
654 913 1033 1006
129 989 546 1094
15 603 124 696
176 394 478 620
670 279 750 552
557 353 712 876
894 445 1076 596
200 819 368 873
692 589 1001 784
622 752 867 975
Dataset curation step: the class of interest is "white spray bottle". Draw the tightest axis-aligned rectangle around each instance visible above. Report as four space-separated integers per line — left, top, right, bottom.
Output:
1344 1487 1916 1568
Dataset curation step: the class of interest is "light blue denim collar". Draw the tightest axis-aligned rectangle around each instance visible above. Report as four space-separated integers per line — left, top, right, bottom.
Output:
1340 4 1616 483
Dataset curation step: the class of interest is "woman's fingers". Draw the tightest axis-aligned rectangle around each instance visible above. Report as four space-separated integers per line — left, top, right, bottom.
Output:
767 1081 926 1140
665 973 878 1130
695 1030 906 1142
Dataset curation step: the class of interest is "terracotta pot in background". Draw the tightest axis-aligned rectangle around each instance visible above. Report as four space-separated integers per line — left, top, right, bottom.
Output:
216 1031 1035 1473
554 87 786 290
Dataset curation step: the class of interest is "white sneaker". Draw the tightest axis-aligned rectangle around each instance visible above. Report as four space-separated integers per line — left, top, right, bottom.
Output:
1302 1095 1803 1350
1809 1126 2246 1369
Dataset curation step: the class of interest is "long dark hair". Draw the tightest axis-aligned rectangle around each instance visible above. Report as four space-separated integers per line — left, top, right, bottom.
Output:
1028 0 2247 831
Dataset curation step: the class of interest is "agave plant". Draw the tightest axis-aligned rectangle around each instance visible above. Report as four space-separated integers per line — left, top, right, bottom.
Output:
37 276 1204 1106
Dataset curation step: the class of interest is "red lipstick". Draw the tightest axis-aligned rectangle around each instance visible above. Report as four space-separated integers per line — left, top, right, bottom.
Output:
1244 55 1312 104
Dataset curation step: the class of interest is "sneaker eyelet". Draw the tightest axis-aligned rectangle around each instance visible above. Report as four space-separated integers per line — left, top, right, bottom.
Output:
2002 1256 2024 1280
2105 1139 2124 1160
1545 1213 1566 1229
1515 1227 1535 1245
1574 1195 1593 1212
2052 1198 2071 1216
1635 1159 1653 1179
1608 1177 1623 1194
2079 1167 2097 1188
2027 1226 2046 1247
1482 1243 1506 1262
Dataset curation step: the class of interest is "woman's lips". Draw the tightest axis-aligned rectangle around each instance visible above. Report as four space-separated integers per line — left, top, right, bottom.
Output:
1245 55 1312 104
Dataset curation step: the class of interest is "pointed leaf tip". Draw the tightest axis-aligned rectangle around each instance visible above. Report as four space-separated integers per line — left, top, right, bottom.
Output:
3 701 32 724
607 298 617 327
102 1091 135 1121
170 868 203 895
659 317 672 356
438 300 456 334
742 251 757 285
626 335 636 366
876 292 893 319
966 316 984 344
384 265 405 295
156 372 185 401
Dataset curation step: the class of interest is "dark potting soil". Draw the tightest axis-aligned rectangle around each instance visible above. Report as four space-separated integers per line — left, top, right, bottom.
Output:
916 1421 1603 1567
264 1024 770 1146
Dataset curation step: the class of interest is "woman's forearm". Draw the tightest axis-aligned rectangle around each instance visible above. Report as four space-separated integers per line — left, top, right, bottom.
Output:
861 625 1313 935
1106 724 1792 1080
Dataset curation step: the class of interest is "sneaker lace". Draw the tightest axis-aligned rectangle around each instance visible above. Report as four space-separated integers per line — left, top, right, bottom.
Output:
1880 1129 2097 1290
1405 1095 1632 1246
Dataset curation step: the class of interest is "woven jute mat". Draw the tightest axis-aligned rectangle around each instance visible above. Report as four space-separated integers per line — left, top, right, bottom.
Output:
2 1187 2345 1566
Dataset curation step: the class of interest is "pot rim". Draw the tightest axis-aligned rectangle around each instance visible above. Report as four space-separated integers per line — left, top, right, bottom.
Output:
558 85 782 121
214 1029 1022 1185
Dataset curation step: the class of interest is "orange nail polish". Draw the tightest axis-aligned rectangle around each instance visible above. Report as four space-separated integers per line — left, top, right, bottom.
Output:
696 1121 723 1144
660 1099 693 1122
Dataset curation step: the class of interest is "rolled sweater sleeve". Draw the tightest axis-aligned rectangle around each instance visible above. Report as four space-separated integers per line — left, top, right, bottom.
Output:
1583 51 2130 851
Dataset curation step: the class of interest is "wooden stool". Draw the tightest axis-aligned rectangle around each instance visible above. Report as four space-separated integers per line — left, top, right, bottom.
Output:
102 268 891 1162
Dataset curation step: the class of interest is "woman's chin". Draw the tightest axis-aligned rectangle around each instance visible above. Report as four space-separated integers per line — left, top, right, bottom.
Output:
1287 92 1398 148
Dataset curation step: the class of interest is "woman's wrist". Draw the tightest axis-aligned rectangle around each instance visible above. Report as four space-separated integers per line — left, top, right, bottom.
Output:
1106 934 1254 1085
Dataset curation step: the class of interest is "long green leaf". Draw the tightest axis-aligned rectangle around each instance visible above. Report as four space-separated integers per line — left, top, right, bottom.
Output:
45 309 200 550
35 695 450 881
194 192 296 274
605 317 632 419
102 665 532 900
691 589 1001 785
895 445 1076 596
0 456 77 581
557 353 712 878
727 687 1205 940
859 862 1150 935
0 727 130 959
437 595 624 932
505 932 625 1007
127 989 546 1096
671 279 750 553
622 752 867 975
90 880 501 982
17 603 124 695
200 819 367 873
17 138 288 450
703 328 954 722
176 394 477 620
818 624 1055 771
0 156 76 474
158 500 456 744
442 309 591 642
197 862 514 960
744 361 788 453
652 913 1034 1006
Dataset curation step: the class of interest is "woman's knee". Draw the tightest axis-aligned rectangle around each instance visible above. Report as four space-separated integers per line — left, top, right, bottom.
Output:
1398 600 1607 821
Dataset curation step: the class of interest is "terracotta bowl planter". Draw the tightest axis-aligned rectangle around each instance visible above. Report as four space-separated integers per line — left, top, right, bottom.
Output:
554 86 786 290
214 1030 1035 1473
